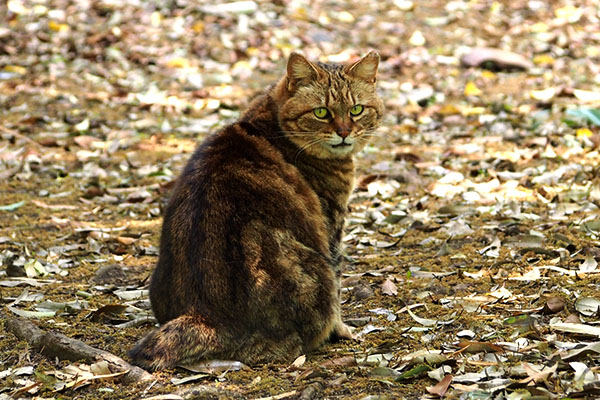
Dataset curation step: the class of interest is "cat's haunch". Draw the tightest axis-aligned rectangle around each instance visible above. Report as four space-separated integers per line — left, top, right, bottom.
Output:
129 52 384 370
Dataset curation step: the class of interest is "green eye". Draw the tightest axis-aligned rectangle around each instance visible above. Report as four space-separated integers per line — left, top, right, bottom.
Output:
350 105 364 116
313 107 329 119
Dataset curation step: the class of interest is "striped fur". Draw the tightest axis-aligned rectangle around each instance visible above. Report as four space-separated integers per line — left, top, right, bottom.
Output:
129 52 383 370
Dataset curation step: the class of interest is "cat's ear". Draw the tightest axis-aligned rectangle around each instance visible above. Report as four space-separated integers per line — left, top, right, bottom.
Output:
345 51 380 83
286 52 323 90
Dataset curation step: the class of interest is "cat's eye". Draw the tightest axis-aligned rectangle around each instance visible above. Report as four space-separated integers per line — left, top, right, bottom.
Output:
350 105 364 116
313 107 330 119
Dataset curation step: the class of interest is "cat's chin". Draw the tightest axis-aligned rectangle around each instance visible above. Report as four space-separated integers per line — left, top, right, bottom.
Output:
326 143 355 157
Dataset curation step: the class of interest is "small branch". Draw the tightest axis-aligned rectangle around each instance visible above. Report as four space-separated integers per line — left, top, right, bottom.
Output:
2 309 152 384
0 125 44 149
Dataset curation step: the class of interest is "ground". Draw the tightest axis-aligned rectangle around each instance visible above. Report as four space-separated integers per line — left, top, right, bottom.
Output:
1 0 600 399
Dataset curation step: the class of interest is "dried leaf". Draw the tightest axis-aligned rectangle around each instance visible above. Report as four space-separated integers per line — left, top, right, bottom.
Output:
380 278 398 296
180 360 248 374
0 200 25 211
426 374 453 397
520 362 557 384
171 373 210 385
457 341 504 353
550 322 600 337
460 47 533 70
288 354 306 370
321 356 357 368
575 297 600 317
542 297 565 314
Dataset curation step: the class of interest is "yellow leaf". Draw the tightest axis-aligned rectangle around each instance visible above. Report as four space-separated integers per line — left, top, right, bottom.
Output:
166 57 191 69
292 7 308 21
461 106 485 116
533 54 554 66
336 11 354 23
481 70 496 80
192 21 204 33
530 22 549 33
151 11 161 27
3 65 26 75
555 4 582 23
409 30 426 46
246 47 259 57
530 87 556 102
576 128 593 139
48 20 69 32
491 2 502 14
464 82 482 96
517 104 532 114
438 104 461 115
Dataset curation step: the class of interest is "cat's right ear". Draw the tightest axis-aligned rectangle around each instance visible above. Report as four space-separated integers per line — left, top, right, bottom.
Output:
286 52 322 91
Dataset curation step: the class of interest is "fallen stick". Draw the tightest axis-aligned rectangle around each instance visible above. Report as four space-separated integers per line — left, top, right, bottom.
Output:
0 125 44 149
2 310 152 384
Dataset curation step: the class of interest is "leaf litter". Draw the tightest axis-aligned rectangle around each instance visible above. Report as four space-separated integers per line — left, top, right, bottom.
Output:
2 0 600 399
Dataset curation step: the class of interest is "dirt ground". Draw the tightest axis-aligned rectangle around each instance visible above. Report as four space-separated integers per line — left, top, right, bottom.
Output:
2 0 600 399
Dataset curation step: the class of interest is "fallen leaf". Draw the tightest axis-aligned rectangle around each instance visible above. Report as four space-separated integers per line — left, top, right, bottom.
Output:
381 278 398 296
520 362 557 384
321 356 357 368
550 322 600 337
574 297 600 317
180 360 248 374
426 374 453 397
464 82 482 96
460 47 532 70
542 297 565 314
0 200 25 211
288 354 306 370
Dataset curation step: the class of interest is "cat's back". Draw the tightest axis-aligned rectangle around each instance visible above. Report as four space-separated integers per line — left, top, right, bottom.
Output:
174 119 314 211
151 107 330 321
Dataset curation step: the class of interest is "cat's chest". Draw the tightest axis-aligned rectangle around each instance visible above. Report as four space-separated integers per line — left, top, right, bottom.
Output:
299 162 354 246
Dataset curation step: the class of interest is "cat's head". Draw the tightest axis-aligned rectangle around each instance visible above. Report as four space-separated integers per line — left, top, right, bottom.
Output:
278 52 384 159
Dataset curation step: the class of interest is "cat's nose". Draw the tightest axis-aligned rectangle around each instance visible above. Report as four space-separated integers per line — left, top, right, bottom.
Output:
336 126 351 138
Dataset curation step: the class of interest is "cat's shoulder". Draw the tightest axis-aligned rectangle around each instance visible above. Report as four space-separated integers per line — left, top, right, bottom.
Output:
182 121 286 178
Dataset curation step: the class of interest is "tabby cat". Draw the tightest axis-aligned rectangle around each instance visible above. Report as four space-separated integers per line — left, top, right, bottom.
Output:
129 51 384 370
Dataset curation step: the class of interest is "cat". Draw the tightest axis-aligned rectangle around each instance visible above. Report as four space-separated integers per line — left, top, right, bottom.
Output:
129 51 384 370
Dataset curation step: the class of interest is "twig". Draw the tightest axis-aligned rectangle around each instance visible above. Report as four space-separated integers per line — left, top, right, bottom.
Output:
0 125 43 149
1 309 152 384
115 316 158 329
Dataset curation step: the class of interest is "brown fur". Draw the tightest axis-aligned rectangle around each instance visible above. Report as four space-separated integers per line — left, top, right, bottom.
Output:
129 52 384 370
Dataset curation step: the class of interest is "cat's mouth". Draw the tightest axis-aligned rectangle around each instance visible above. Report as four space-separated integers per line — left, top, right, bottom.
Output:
331 142 352 148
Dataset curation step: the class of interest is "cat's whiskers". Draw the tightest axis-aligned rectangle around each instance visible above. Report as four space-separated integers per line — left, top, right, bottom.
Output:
294 137 324 163
269 130 320 140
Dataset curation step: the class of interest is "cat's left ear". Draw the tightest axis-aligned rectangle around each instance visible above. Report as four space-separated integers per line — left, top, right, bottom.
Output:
286 52 325 91
344 51 380 83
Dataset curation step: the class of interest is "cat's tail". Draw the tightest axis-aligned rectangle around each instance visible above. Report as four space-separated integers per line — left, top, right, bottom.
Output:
128 315 222 371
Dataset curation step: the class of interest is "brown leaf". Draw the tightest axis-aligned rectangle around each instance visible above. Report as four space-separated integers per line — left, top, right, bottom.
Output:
352 284 374 301
460 47 533 70
320 356 357 369
426 374 453 397
88 304 127 322
116 236 137 245
520 362 557 384
295 367 328 382
565 314 582 324
457 341 504 354
74 135 102 149
542 296 565 314
356 174 387 191
381 278 398 296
